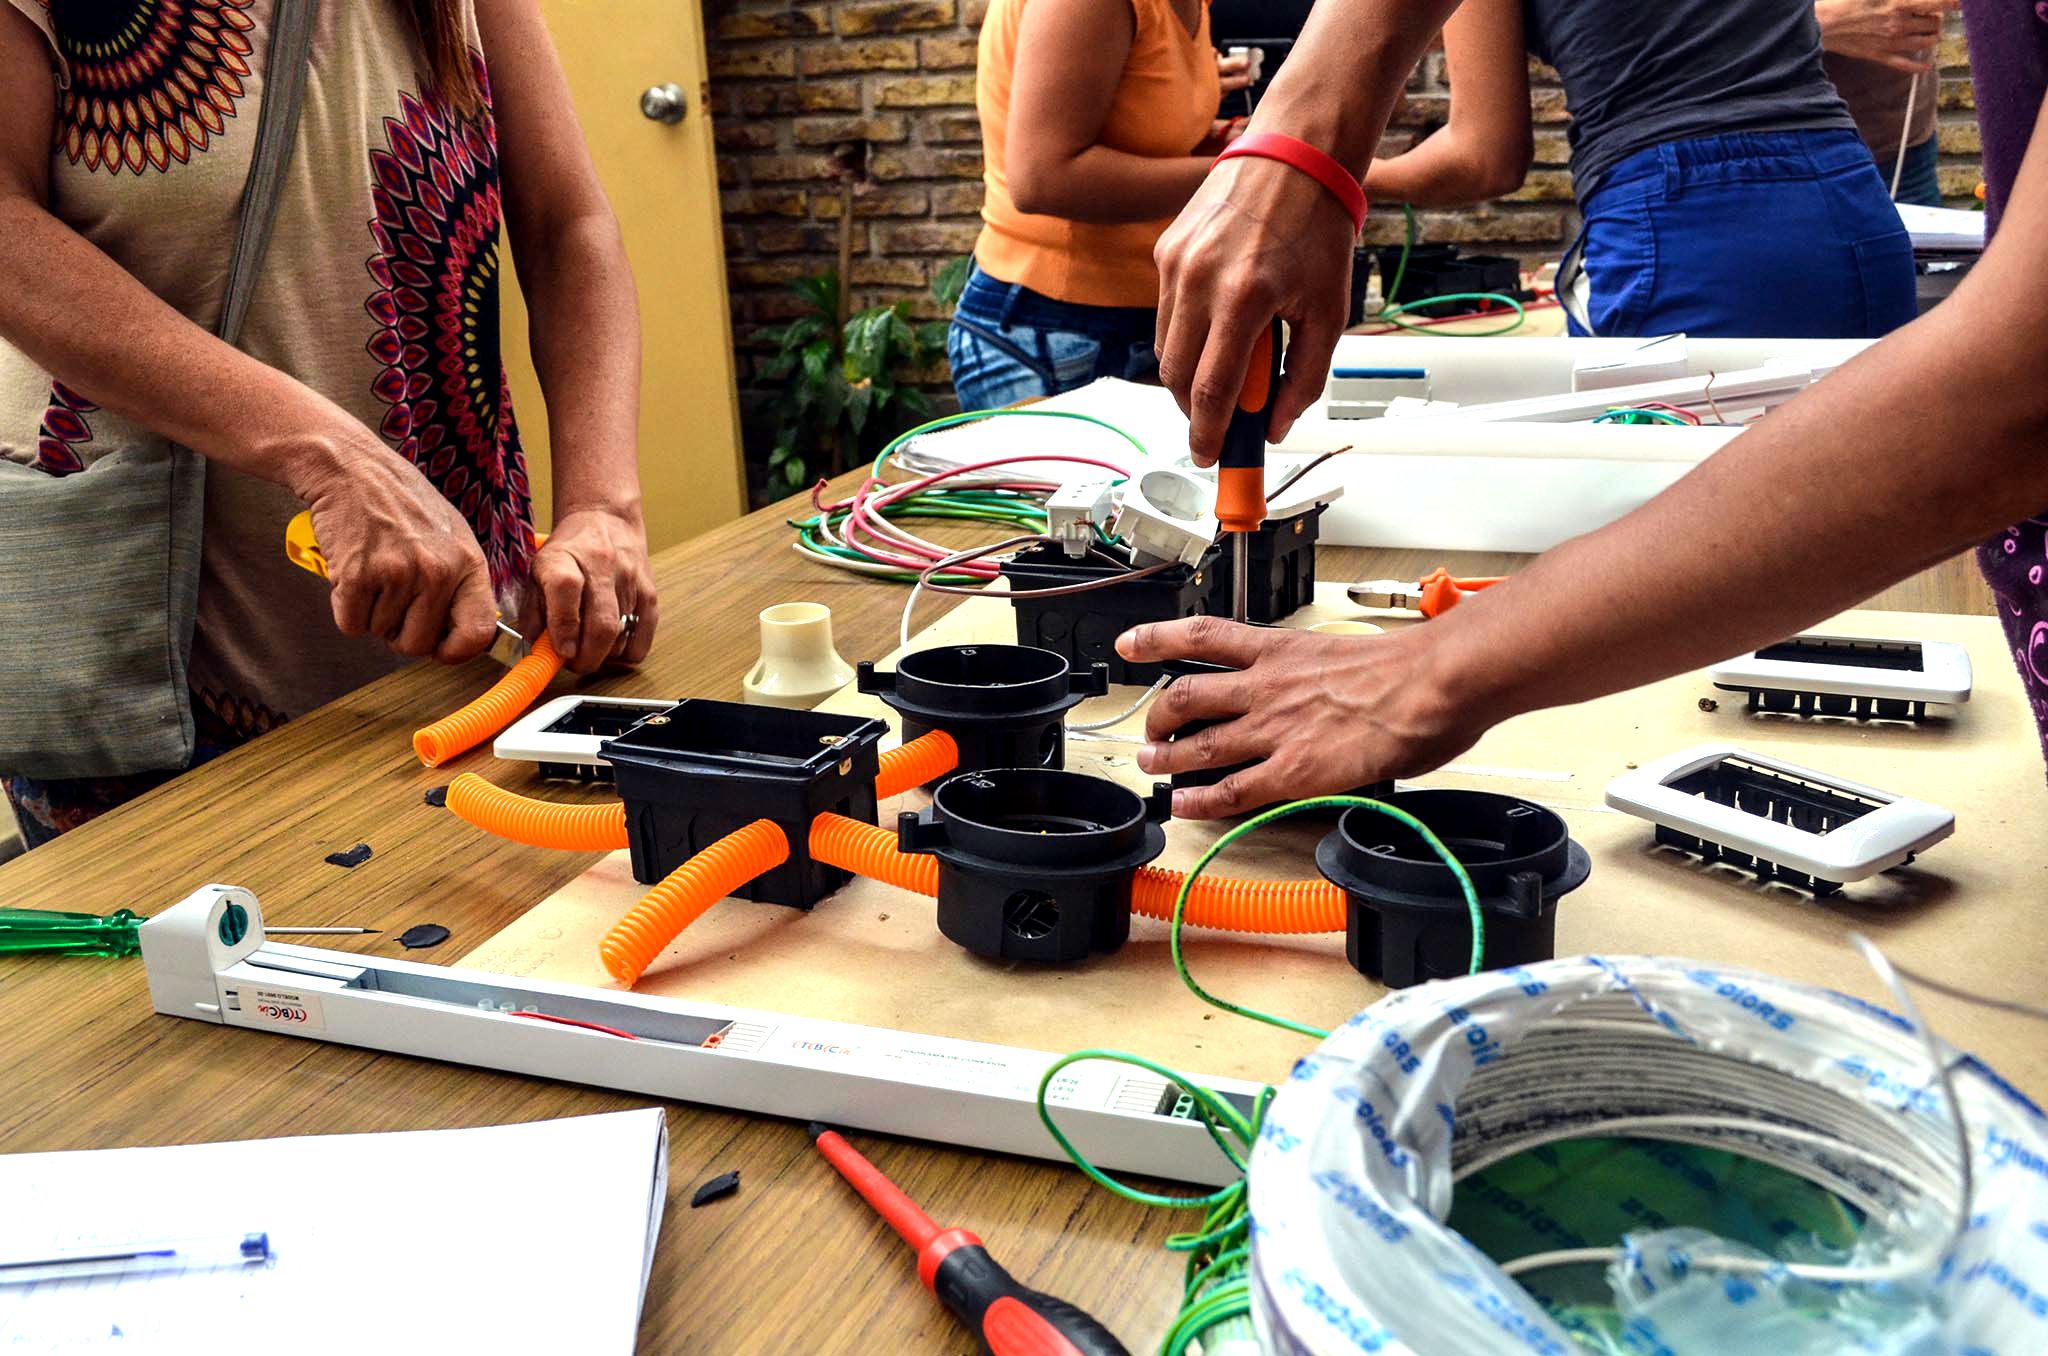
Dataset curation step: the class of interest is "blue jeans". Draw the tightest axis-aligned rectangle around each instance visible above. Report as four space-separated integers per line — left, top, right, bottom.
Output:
947 265 1159 411
1889 135 1942 208
1565 128 1916 339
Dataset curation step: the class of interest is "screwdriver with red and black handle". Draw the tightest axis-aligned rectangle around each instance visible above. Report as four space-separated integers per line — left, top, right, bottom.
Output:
1216 318 1284 623
807 1123 1129 1356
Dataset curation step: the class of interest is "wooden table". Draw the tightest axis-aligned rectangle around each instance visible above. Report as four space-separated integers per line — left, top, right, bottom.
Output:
0 474 1994 1352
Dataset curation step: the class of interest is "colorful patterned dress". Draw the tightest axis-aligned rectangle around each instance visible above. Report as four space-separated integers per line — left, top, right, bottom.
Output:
0 0 535 842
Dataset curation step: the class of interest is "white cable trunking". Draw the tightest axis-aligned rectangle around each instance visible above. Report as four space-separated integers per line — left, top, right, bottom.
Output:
139 884 1270 1187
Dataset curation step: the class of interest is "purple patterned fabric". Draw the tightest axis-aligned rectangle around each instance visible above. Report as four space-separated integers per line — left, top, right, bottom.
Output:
1962 0 2048 235
1980 520 2048 759
1962 0 2048 773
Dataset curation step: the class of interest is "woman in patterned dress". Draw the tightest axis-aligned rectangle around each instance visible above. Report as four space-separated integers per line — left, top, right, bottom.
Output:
0 1 656 845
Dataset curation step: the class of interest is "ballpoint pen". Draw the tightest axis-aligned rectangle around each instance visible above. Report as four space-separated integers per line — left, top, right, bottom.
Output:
0 1232 273 1285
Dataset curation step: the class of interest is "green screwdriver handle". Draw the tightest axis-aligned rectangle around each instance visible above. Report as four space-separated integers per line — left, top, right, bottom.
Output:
0 908 143 958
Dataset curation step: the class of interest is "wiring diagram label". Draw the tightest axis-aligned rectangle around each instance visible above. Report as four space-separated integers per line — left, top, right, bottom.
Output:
245 986 326 1031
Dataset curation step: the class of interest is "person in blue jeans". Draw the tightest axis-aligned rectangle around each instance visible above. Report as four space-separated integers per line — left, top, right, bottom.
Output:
949 0 1253 410
949 268 1165 412
1358 0 1916 337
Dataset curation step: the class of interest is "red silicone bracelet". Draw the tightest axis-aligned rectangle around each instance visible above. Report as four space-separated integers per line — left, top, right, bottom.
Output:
1213 131 1368 234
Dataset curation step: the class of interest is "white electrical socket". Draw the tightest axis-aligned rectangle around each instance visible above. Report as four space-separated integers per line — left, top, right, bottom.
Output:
1113 467 1218 567
1046 479 1118 558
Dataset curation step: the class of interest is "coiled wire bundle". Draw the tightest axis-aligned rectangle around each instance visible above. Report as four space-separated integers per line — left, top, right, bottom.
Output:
1247 954 2048 1354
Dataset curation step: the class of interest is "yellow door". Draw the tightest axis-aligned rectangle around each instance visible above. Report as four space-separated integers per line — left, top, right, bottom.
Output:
500 0 745 552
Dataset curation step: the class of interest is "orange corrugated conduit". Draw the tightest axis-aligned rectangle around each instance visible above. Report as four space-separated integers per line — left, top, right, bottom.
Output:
448 759 1343 990
1130 866 1345 934
874 729 960 800
809 812 939 896
445 772 628 851
413 632 564 768
599 818 792 985
794 825 1342 934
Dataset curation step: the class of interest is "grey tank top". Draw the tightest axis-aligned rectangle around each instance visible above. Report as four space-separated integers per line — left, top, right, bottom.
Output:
1524 0 1857 199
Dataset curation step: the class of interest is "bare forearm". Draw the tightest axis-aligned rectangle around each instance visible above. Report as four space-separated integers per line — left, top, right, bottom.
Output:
0 196 363 492
1013 149 1211 223
518 212 643 521
1251 0 1464 168
1433 276 2048 724
1365 134 1504 207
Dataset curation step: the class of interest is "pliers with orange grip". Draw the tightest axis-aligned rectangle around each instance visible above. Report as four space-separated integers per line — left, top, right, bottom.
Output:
1347 566 1506 619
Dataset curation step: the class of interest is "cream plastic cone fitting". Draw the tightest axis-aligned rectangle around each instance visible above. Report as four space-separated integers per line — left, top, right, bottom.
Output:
743 602 856 708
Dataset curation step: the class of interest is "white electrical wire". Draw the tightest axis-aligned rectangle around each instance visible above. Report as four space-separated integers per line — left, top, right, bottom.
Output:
900 576 930 650
1066 675 1172 732
788 539 923 579
1889 956 2048 1021
1890 70 1921 200
900 537 1019 649
1246 951 2048 1355
1490 937 1969 1286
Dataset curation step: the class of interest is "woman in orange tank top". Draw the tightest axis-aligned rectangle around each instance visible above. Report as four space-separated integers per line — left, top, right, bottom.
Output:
948 0 1249 410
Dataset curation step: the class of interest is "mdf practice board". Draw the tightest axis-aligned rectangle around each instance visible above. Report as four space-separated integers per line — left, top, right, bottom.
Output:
463 589 2048 1101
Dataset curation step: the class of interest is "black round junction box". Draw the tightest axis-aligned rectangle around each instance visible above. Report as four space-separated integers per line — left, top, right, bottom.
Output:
898 768 1170 963
858 645 1108 787
1314 788 1590 989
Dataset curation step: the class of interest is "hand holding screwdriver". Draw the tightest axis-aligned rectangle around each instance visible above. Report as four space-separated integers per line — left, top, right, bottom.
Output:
1217 319 1282 623
808 1124 1129 1356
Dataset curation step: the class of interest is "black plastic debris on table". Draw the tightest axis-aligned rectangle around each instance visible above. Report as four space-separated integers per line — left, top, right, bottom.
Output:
690 1170 740 1207
398 923 451 949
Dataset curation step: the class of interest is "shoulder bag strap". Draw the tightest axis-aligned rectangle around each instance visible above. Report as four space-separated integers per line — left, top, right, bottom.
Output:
218 0 320 343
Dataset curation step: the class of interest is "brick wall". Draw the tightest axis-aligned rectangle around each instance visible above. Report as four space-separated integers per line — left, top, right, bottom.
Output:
708 0 989 476
709 4 1982 467
1931 24 1987 200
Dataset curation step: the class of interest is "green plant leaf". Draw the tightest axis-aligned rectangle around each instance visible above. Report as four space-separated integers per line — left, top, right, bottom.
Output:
898 388 931 418
781 313 828 350
791 271 839 318
932 254 971 306
845 381 874 436
842 306 892 382
818 371 851 429
915 321 949 355
801 336 832 387
886 305 914 350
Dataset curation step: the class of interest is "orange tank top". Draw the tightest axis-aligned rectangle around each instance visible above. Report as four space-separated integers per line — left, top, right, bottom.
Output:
973 0 1221 309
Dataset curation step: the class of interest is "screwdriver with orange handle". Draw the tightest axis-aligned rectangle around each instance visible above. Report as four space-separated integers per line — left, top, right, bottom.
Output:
807 1123 1129 1356
1217 319 1283 623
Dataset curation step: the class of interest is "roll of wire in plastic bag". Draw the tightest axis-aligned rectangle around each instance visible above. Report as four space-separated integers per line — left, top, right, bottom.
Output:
1247 954 2048 1355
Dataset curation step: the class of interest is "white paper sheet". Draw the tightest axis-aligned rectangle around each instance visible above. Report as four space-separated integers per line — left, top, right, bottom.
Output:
1895 201 1986 253
0 1109 668 1354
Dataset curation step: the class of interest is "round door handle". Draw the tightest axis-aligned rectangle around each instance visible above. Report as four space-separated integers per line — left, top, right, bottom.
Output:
639 82 687 124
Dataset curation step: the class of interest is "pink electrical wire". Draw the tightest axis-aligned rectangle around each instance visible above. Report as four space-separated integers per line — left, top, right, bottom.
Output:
1636 401 1702 425
823 452 1131 576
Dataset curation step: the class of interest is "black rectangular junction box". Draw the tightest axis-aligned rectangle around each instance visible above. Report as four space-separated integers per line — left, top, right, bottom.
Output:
603 699 887 907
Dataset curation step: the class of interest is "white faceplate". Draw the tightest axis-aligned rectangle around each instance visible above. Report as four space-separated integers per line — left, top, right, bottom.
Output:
1604 744 1955 883
1709 634 1973 706
494 695 673 768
